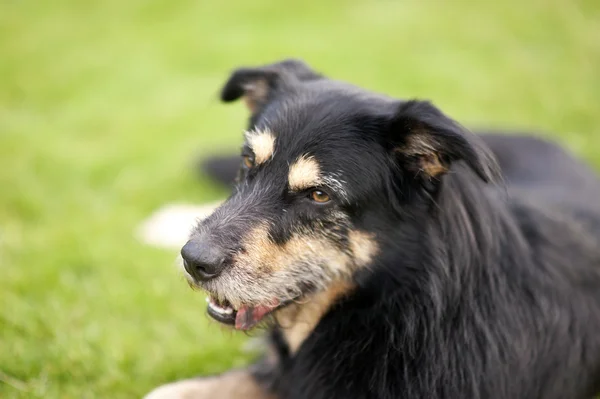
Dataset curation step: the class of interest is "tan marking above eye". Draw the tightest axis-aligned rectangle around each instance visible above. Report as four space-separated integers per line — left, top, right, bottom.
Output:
245 129 275 164
310 190 330 203
288 155 322 191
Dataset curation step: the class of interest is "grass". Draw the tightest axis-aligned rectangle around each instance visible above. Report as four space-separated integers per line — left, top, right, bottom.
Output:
1 0 599 397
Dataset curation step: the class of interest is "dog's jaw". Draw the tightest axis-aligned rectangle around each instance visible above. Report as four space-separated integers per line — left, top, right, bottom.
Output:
205 293 288 330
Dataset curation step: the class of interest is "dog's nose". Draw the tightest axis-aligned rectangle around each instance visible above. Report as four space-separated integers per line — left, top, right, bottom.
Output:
180 239 226 281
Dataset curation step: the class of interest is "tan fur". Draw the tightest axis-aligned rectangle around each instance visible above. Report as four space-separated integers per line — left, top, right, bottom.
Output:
239 225 377 277
276 280 355 353
143 370 274 399
288 155 322 191
242 79 269 113
271 231 376 354
348 230 379 267
403 132 437 156
420 153 447 177
397 133 448 178
238 223 331 275
203 224 378 310
246 130 276 164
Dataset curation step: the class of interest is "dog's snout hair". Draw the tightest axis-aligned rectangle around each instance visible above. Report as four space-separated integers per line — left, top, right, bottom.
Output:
194 178 280 242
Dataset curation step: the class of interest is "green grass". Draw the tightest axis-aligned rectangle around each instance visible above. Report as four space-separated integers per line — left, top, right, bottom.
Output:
1 0 599 397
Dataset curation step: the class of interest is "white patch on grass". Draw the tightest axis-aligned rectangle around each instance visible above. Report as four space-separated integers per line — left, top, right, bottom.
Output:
136 201 223 249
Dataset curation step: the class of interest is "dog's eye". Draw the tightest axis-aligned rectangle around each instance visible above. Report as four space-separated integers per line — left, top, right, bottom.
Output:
242 154 255 169
310 190 330 203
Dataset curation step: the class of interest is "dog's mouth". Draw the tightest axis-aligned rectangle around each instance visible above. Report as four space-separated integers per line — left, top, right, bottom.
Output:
206 295 283 330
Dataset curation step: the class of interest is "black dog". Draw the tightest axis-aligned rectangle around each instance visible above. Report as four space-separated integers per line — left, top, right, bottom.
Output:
146 59 600 399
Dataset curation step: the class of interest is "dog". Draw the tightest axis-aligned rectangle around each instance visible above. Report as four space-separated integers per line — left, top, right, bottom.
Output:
145 59 600 399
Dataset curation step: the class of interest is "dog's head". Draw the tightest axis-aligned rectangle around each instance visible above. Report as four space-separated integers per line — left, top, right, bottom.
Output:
181 59 498 330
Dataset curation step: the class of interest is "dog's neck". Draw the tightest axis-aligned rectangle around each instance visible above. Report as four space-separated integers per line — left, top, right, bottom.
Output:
358 169 522 312
275 280 355 354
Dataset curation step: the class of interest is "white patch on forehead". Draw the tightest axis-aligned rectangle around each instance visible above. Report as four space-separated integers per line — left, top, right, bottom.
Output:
288 155 321 191
288 155 349 201
245 129 275 164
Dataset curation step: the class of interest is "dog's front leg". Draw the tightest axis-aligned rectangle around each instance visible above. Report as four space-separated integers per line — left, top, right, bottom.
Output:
143 368 275 399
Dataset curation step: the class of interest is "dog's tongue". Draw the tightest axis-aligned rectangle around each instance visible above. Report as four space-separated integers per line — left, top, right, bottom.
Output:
235 302 278 330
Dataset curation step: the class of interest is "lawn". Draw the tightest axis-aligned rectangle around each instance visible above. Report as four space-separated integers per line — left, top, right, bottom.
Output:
1 0 599 397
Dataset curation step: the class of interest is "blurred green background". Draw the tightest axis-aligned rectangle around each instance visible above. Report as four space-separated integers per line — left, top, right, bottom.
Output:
1 0 599 397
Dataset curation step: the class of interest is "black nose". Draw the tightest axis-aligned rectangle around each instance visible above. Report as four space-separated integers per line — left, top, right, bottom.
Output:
180 239 227 281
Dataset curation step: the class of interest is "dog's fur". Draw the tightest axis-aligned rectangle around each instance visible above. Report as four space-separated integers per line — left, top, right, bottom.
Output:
146 59 600 399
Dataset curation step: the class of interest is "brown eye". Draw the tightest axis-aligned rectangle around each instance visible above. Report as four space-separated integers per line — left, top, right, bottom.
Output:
310 190 330 203
242 155 255 168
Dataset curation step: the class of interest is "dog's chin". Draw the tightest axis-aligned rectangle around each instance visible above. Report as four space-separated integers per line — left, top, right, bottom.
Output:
205 295 291 331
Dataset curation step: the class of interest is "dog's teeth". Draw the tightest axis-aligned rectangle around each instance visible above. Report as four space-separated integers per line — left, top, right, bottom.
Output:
205 297 210 303
208 300 234 315
210 304 233 315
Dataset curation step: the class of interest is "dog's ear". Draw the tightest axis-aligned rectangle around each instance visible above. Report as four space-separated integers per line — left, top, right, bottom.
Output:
220 59 322 113
387 100 500 183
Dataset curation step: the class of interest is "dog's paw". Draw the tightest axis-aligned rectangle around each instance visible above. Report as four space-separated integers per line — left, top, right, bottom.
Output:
143 378 217 399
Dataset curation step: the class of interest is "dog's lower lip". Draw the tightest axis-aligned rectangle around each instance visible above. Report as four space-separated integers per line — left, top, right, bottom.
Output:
206 297 236 325
205 296 290 330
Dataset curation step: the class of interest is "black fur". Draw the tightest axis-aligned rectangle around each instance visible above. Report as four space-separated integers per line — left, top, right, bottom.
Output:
195 60 600 398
